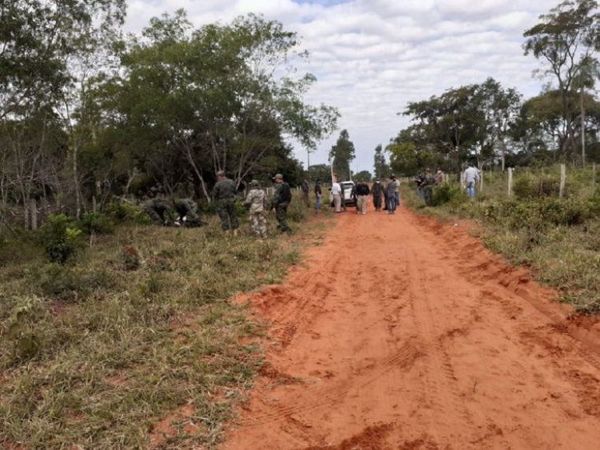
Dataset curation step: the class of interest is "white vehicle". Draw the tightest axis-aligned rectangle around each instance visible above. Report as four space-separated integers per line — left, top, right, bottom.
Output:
340 181 356 206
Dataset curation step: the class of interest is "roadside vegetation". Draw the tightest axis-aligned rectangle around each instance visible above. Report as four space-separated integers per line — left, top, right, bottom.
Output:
0 200 324 449
403 165 600 314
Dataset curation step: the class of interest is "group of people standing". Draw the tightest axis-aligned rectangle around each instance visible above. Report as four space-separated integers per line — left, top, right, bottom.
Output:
328 176 401 215
213 171 292 238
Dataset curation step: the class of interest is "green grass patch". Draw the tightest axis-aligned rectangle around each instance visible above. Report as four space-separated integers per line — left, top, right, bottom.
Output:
0 200 327 448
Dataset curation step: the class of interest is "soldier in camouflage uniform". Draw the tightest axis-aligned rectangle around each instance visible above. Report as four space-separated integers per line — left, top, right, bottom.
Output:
173 198 205 227
244 180 267 238
212 170 240 235
271 173 292 234
143 197 174 226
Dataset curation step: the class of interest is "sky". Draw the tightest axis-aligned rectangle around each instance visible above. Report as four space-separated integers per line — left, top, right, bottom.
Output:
125 0 558 173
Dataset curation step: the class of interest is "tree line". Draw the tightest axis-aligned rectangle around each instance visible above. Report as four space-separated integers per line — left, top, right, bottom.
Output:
0 2 338 230
386 0 600 176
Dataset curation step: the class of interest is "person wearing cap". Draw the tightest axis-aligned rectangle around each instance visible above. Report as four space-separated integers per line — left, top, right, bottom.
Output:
271 174 292 233
372 179 384 211
212 170 240 235
386 176 398 214
243 180 268 238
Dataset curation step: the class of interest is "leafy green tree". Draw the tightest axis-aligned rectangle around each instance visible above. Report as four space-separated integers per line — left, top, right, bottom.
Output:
373 144 390 179
353 171 372 182
307 164 332 182
573 55 600 163
517 88 600 164
524 0 600 160
329 130 355 181
0 0 125 224
97 12 337 201
404 85 480 171
471 78 522 170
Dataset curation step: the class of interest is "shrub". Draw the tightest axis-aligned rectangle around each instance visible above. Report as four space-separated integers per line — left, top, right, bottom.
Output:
4 296 50 364
536 198 588 227
37 264 114 301
38 214 83 264
513 173 561 200
106 201 151 225
431 183 466 207
78 212 114 235
287 201 306 223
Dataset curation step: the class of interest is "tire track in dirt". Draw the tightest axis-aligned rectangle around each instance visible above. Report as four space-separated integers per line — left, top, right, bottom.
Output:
223 206 600 450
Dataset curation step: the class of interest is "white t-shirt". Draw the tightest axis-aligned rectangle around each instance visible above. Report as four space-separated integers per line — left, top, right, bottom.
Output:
464 167 480 184
331 182 341 195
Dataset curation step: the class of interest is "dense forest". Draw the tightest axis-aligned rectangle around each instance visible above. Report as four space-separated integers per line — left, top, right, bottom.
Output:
0 2 338 230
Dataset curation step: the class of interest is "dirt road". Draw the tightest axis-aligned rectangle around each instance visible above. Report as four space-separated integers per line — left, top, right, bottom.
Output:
224 207 600 449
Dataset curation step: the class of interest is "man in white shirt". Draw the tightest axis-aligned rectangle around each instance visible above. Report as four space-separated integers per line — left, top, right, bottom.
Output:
463 164 480 198
331 181 342 212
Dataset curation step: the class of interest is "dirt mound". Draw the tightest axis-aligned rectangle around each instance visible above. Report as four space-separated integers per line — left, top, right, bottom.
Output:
223 207 600 449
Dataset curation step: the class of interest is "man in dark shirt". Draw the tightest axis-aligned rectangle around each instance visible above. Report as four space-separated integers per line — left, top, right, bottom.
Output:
271 173 292 233
212 170 239 235
372 180 383 211
355 181 370 215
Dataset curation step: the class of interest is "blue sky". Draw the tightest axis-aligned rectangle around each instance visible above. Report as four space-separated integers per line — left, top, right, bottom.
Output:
126 0 559 172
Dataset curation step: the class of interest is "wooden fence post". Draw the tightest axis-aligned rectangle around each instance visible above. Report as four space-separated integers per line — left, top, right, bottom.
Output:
30 198 38 230
559 164 566 198
479 168 484 193
507 168 513 197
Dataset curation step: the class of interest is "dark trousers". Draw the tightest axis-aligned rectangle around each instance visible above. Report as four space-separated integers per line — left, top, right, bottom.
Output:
217 200 239 231
275 203 291 232
373 195 382 210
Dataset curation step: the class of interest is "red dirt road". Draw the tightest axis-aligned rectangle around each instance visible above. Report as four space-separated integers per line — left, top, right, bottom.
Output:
223 207 600 449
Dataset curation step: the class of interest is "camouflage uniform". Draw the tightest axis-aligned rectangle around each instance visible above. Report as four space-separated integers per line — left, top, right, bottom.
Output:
173 198 205 227
244 185 267 238
212 177 239 231
272 180 292 233
143 198 173 225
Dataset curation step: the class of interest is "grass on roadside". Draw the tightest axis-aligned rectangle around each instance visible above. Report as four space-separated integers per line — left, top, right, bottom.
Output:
0 200 326 449
402 167 600 314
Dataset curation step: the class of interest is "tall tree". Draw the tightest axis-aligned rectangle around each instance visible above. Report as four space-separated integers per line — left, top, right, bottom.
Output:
373 144 390 179
471 78 522 170
524 0 600 161
0 0 125 225
572 55 600 163
329 130 355 181
96 12 337 201
353 170 372 182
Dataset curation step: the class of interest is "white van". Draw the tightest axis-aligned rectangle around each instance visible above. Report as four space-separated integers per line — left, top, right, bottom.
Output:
340 181 356 206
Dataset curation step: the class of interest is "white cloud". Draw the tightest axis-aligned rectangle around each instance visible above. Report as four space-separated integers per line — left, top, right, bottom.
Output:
126 0 557 172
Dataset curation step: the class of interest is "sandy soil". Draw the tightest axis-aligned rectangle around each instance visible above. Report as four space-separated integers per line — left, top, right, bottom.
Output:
223 206 600 450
